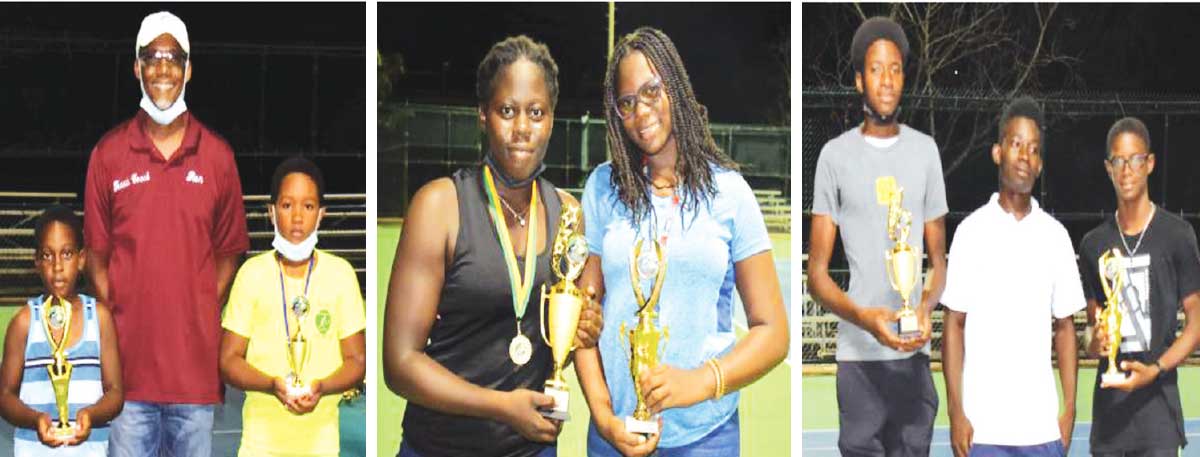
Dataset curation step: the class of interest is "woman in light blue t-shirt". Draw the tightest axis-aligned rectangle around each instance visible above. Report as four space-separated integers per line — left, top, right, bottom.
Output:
575 27 789 457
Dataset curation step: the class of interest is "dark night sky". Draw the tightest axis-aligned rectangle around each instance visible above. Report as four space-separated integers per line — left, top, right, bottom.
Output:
380 2 791 125
802 3 1200 93
1058 4 1200 92
0 3 364 46
802 3 1200 256
0 3 366 195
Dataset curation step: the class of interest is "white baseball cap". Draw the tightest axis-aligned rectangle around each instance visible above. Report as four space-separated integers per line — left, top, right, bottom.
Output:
135 11 189 55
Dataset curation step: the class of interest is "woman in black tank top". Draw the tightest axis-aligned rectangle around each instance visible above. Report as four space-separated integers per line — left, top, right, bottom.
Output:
382 36 602 457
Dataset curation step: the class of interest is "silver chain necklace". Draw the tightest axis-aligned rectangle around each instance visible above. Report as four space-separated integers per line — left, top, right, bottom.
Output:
498 195 528 227
1115 205 1155 257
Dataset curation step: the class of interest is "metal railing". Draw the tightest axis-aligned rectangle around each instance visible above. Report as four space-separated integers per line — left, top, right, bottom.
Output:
0 192 365 306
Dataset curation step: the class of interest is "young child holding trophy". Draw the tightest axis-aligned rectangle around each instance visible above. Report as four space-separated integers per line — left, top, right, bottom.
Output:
219 157 366 456
0 205 123 455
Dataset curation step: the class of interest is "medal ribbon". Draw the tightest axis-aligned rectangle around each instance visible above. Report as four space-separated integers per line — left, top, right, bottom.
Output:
277 253 316 341
482 165 539 325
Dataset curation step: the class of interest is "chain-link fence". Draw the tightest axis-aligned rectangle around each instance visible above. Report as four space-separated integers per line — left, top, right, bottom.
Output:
1 34 365 160
802 86 1200 366
378 102 792 224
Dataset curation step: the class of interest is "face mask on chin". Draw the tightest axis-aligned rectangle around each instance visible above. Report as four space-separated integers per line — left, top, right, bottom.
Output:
138 64 189 125
270 209 320 262
861 84 900 125
483 152 545 188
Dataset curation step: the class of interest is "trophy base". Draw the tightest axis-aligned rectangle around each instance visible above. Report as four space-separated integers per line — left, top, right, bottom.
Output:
1102 371 1128 385
50 421 75 442
625 415 659 435
897 312 921 339
539 386 570 421
286 384 312 398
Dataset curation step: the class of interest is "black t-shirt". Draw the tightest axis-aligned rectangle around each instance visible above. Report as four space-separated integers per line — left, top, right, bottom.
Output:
400 168 562 457
1078 206 1200 452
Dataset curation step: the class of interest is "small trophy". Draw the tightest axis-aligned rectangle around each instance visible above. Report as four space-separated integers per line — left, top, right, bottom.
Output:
619 238 668 435
1098 248 1128 385
286 296 312 398
538 203 588 421
43 296 75 442
878 177 921 339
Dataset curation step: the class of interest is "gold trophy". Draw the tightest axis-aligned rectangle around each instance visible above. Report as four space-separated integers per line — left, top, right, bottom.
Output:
878 177 921 339
538 203 588 421
286 296 312 398
1098 248 1128 385
619 238 668 435
43 295 75 442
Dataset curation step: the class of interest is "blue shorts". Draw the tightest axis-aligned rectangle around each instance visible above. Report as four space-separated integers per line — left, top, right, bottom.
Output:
970 440 1064 457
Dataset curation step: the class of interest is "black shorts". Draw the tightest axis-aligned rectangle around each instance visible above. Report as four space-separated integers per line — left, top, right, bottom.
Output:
837 353 939 457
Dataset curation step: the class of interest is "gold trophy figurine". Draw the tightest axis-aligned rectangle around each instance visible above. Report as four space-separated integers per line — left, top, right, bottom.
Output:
1098 248 1128 385
878 177 921 339
43 295 75 442
619 238 668 436
286 296 312 398
538 203 588 421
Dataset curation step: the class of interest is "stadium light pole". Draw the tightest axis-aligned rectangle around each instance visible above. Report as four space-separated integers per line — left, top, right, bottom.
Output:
606 1 615 161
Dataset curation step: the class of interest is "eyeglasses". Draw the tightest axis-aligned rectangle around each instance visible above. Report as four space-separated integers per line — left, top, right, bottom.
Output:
614 77 663 120
138 48 188 68
1106 153 1150 170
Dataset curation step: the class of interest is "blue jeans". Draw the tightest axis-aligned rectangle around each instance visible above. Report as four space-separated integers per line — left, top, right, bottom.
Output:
109 401 215 457
397 441 556 457
587 410 741 457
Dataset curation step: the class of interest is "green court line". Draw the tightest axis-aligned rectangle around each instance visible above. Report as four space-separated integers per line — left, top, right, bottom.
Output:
377 222 790 456
802 367 1200 430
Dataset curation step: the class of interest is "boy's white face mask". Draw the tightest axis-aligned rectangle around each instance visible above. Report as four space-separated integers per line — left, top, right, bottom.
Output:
269 207 321 262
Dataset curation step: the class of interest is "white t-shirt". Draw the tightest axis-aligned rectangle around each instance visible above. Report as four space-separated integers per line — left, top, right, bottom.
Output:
941 193 1085 446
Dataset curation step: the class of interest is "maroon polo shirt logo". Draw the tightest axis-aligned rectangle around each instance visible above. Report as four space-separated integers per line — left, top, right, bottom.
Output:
112 171 151 193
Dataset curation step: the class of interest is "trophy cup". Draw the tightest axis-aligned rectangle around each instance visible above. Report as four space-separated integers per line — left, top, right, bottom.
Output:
878 177 921 339
619 238 668 435
538 203 588 421
43 296 75 442
286 296 312 397
1098 248 1128 385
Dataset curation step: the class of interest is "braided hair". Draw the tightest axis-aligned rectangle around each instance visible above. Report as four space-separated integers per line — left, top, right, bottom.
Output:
603 27 738 227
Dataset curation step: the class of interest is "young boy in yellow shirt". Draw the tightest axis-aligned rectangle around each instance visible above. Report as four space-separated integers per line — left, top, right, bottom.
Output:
219 157 366 456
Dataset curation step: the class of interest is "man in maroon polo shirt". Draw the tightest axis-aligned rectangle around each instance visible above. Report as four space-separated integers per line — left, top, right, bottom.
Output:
83 11 248 456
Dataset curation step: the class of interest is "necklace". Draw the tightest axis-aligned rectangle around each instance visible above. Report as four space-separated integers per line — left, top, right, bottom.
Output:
1115 205 1155 257
497 194 528 227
